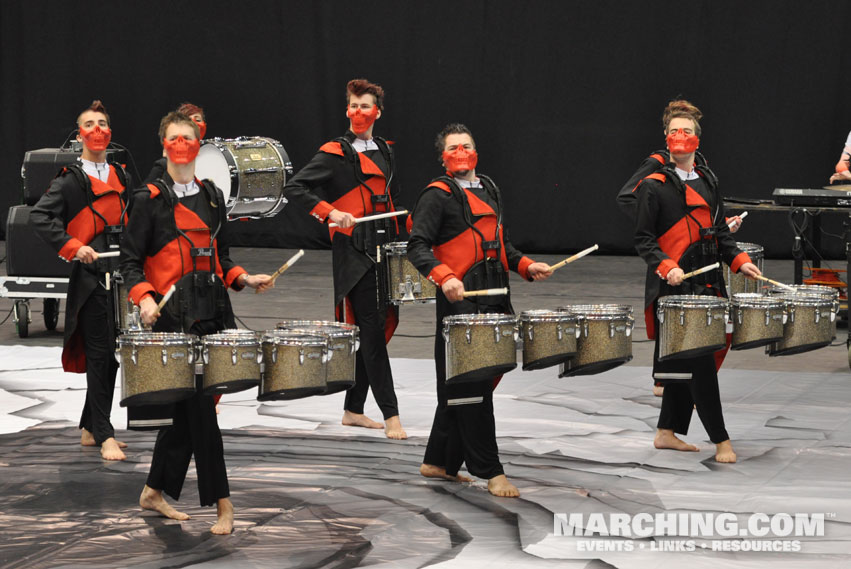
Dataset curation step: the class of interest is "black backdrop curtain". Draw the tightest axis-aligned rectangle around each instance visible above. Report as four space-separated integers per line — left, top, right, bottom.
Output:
2 0 849 258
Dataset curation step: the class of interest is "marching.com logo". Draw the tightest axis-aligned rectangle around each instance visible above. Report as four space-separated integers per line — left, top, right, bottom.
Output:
553 512 826 553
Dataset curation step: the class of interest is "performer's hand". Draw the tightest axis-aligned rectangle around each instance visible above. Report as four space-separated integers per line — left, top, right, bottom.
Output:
727 215 744 233
246 274 274 293
139 296 160 326
329 209 357 228
739 262 762 278
666 267 685 286
528 262 553 281
830 170 851 183
442 277 465 302
75 245 99 264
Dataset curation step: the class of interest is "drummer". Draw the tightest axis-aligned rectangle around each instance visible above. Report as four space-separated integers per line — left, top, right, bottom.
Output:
120 110 273 534
407 123 552 497
281 78 407 440
30 100 131 461
145 102 207 183
632 100 761 463
829 128 851 184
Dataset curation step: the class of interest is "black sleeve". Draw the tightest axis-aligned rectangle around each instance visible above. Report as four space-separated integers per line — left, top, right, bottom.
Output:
617 154 668 219
211 185 244 288
633 179 671 271
502 227 530 279
119 188 156 297
407 187 453 281
29 174 73 254
713 199 745 268
282 151 338 214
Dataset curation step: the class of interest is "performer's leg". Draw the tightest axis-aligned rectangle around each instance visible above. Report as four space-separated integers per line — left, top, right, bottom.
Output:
185 389 230 507
653 335 699 452
140 402 192 521
76 287 124 460
691 354 736 462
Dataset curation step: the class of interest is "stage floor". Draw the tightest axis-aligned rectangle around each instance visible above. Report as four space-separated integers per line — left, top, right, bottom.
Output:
1 246 850 567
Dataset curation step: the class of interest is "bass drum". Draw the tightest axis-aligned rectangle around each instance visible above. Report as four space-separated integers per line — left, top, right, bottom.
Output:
195 136 293 219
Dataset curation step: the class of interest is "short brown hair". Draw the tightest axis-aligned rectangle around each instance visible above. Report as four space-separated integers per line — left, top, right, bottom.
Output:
77 100 110 126
435 123 475 161
158 111 200 143
177 102 204 119
346 78 384 110
662 99 702 137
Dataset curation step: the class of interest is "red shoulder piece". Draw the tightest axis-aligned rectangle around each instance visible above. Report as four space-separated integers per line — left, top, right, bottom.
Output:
650 153 666 164
319 141 344 156
645 172 667 183
146 183 161 198
427 181 452 194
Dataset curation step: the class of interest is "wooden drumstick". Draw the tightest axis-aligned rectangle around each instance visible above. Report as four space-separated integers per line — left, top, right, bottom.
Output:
681 262 720 280
328 209 408 228
550 244 599 272
754 274 797 292
72 250 120 261
727 211 748 228
270 249 305 281
462 287 508 298
156 284 176 313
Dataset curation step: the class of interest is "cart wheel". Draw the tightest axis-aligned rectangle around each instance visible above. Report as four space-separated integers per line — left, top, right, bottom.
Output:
15 301 29 339
44 298 60 330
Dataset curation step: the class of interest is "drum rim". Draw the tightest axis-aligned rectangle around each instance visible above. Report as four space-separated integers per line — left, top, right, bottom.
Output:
657 295 727 308
768 284 840 299
443 313 517 326
261 330 328 346
519 309 579 322
731 293 785 308
277 320 358 331
735 241 765 254
118 332 197 345
557 304 634 317
774 294 835 306
383 241 409 252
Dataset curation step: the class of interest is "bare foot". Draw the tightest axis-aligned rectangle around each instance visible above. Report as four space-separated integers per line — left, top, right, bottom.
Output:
211 498 234 535
487 474 520 497
384 415 407 440
100 437 127 461
420 463 473 482
652 384 664 397
80 428 96 446
342 410 384 430
139 485 190 521
715 440 737 463
654 429 699 452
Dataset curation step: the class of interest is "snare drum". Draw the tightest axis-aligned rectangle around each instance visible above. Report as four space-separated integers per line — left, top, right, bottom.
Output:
277 320 359 395
769 284 841 339
443 314 517 384
258 330 328 400
383 242 436 304
118 332 197 406
201 329 261 395
518 310 579 370
768 294 836 356
730 294 786 350
558 304 633 377
724 242 764 296
195 136 293 219
656 295 727 360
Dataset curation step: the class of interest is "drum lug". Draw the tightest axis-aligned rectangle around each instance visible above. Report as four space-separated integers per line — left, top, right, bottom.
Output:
528 323 535 342
256 348 263 365
131 346 138 366
679 309 685 326
231 346 238 365
299 347 305 366
626 315 634 337
609 320 616 338
706 307 712 327
466 326 473 345
203 346 210 365
789 305 796 323
271 346 278 364
764 308 770 327
657 305 665 323
556 323 563 342
814 309 821 324
161 348 168 366
325 346 333 363
494 326 501 344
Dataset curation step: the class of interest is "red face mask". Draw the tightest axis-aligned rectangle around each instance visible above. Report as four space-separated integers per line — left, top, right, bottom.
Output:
193 119 207 139
442 146 478 173
79 125 111 152
163 136 200 164
666 129 699 154
346 106 379 134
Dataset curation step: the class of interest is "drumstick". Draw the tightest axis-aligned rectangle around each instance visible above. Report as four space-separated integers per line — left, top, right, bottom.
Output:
681 262 720 280
728 211 748 228
270 249 305 281
462 287 508 298
156 284 176 313
328 209 408 228
754 275 797 292
550 244 599 272
72 250 120 261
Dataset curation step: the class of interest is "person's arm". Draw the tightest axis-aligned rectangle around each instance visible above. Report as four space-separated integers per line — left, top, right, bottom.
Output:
633 179 678 281
282 151 345 223
616 150 668 219
502 227 552 281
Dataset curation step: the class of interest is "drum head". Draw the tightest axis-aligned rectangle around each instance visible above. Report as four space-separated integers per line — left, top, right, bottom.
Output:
196 143 233 201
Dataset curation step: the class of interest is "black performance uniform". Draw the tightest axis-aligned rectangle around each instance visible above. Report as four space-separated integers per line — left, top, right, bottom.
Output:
282 130 400 419
144 157 167 184
30 160 129 445
633 162 751 443
120 173 247 507
407 174 534 479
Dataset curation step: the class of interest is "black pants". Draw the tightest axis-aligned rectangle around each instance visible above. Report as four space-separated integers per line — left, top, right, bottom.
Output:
343 267 399 419
146 380 229 507
77 286 119 445
653 334 729 444
422 293 504 480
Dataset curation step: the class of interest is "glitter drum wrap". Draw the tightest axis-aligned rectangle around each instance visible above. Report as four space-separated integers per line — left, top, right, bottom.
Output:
768 293 836 356
723 242 764 296
258 330 328 400
117 332 197 406
557 304 634 377
443 314 518 384
195 136 293 219
276 320 359 395
518 310 579 371
383 242 437 304
200 329 262 395
768 284 841 340
656 295 728 361
730 294 786 350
